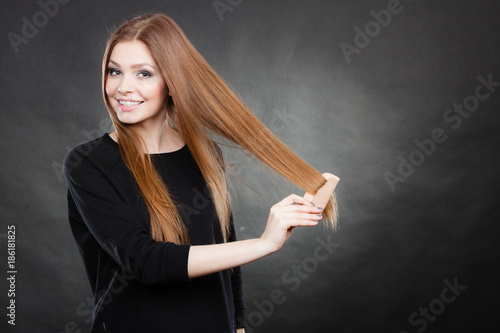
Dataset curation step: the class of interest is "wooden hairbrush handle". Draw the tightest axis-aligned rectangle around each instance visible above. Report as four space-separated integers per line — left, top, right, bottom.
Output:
303 173 340 208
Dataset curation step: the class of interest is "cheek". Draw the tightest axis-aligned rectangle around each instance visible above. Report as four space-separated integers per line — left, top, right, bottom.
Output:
105 80 118 98
139 80 168 102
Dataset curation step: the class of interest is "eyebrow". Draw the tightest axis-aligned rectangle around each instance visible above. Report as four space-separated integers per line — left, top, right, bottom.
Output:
108 59 157 70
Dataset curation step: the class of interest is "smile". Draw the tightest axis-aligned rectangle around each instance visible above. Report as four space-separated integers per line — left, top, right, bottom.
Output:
119 100 143 107
117 99 144 111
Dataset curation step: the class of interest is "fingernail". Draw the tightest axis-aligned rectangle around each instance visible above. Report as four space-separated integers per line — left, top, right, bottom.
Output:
317 214 323 217
317 207 323 210
310 202 315 206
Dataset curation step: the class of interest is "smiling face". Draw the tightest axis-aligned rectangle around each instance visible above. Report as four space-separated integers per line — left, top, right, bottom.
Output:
105 40 170 126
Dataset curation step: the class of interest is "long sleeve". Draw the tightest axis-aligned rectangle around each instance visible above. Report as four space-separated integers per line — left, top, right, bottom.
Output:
228 214 247 328
63 144 191 285
64 134 245 332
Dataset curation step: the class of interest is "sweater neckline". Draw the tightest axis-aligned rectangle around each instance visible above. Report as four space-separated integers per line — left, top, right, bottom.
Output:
103 132 189 158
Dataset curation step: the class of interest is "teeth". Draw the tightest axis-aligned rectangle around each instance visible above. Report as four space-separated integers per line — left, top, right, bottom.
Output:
119 100 143 107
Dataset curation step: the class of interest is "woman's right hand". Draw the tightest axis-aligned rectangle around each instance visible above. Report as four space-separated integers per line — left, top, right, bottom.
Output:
258 194 324 254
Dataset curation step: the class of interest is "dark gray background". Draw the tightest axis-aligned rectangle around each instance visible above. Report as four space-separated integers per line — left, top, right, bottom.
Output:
1 0 499 332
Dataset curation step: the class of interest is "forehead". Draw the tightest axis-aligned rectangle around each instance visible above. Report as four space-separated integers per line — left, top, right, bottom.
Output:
109 40 156 66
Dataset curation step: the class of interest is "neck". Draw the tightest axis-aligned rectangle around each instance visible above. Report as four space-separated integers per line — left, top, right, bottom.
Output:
113 113 185 154
140 121 185 154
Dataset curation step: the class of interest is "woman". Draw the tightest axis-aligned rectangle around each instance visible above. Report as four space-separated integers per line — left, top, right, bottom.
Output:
63 13 338 332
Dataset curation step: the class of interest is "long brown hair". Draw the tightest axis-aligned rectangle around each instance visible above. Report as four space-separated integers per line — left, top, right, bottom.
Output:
102 14 338 244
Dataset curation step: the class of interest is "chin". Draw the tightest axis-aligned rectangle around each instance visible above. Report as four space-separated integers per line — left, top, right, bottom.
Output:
115 113 139 125
117 118 139 125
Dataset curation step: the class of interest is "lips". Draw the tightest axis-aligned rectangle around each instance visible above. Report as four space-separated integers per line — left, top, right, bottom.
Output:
117 99 144 111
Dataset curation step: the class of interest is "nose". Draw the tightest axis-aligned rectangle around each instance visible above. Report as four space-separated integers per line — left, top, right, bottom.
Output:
118 75 135 94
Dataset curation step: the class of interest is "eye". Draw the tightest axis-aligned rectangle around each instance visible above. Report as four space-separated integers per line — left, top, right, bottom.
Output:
138 71 152 79
107 68 121 76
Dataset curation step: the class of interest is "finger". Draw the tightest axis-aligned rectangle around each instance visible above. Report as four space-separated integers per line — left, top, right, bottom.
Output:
278 213 322 228
277 194 316 207
288 212 323 221
288 218 320 227
274 204 323 214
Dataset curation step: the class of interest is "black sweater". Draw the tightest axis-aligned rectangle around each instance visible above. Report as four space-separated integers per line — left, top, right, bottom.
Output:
63 133 246 333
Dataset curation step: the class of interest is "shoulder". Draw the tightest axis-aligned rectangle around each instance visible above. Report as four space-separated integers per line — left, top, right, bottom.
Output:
63 133 121 180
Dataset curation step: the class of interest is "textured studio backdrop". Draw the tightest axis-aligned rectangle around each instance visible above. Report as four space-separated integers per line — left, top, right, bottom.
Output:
1 0 500 332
